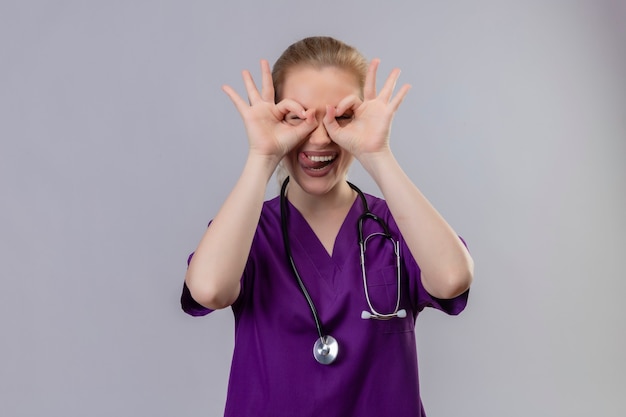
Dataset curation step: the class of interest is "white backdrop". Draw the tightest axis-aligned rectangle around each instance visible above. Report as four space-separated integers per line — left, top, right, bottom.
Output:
1 1 625 416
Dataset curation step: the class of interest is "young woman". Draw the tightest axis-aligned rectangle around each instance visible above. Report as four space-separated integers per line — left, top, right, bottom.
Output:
182 36 473 417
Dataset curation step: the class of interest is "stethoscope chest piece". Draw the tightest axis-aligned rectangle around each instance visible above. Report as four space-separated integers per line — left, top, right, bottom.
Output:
313 335 339 365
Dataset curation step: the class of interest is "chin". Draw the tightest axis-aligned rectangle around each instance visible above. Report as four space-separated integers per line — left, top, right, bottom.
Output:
284 153 353 196
288 169 342 196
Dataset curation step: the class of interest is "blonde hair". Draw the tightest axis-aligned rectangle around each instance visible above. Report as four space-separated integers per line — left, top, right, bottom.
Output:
272 36 368 101
272 37 367 187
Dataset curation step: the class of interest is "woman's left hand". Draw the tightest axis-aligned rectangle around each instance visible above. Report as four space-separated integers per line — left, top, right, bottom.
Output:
323 59 411 161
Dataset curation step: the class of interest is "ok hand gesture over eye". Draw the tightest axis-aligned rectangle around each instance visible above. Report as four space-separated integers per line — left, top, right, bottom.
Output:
323 59 411 163
222 60 318 163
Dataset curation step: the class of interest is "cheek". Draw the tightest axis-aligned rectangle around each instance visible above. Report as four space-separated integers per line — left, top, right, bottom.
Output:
339 154 355 170
281 152 298 173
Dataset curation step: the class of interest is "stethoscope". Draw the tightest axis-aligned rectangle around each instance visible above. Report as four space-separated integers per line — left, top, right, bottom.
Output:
280 177 406 365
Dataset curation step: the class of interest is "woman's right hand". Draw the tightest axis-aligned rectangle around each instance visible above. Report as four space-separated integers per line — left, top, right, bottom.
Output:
222 60 317 162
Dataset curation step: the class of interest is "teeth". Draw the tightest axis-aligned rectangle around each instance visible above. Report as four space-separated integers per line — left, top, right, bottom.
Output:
308 155 335 162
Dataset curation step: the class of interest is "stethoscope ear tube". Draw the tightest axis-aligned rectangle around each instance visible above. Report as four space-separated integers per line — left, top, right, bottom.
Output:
357 200 405 321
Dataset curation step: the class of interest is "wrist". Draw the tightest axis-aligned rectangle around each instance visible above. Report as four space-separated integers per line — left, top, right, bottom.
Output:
244 152 281 181
357 147 396 177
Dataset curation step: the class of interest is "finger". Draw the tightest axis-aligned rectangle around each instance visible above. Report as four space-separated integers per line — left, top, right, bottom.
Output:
335 95 362 117
389 83 412 111
222 84 250 115
275 98 306 118
292 108 319 139
260 59 275 102
322 104 341 138
277 101 319 140
242 70 263 104
363 59 379 100
379 68 401 102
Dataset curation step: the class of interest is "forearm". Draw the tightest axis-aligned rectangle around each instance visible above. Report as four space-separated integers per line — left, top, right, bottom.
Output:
360 150 474 299
185 153 279 309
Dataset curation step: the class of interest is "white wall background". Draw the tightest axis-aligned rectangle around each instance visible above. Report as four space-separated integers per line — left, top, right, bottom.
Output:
1 1 625 416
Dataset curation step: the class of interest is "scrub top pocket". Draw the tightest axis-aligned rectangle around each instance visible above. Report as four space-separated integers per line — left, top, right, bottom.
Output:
365 265 414 334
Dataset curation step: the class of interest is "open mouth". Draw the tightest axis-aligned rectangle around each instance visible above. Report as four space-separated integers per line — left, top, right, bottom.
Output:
300 152 337 171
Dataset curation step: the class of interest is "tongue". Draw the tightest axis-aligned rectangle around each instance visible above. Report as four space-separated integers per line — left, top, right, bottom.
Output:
308 160 331 169
301 153 333 170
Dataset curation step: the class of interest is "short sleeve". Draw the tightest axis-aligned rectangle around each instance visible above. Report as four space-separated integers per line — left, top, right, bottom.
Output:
181 281 213 316
406 236 470 316
180 251 213 316
415 274 469 315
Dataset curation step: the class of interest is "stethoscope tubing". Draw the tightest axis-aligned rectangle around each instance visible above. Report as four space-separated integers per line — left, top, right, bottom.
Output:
280 177 406 353
349 182 405 320
280 177 326 341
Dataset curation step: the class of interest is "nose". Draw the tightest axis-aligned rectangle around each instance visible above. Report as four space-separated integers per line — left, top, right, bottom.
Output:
307 122 331 147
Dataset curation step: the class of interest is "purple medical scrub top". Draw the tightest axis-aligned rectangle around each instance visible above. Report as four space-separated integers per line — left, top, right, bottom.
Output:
181 193 469 417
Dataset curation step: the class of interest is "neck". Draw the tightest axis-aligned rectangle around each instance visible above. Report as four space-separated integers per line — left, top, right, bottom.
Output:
284 179 356 218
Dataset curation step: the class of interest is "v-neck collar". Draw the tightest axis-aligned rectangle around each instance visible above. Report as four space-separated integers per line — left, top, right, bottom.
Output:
284 195 363 289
